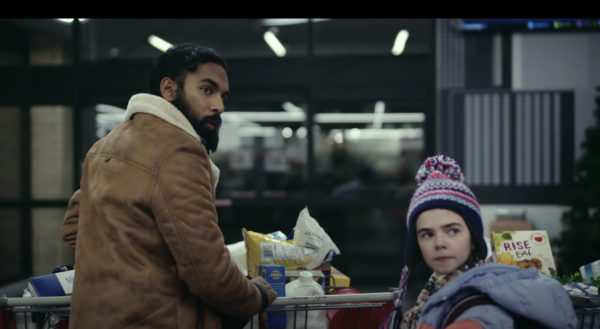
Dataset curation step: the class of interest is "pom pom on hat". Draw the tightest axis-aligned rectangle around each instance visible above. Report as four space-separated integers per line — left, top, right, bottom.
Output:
415 154 464 186
404 154 485 267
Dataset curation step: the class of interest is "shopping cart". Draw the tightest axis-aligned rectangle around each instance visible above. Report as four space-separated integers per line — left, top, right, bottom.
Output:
0 296 70 329
2 291 599 329
248 291 397 329
571 295 600 329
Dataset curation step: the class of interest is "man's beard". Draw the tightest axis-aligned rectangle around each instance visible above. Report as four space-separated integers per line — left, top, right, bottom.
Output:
171 95 221 153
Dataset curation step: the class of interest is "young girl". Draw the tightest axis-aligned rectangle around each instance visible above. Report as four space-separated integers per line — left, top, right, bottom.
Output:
382 155 577 329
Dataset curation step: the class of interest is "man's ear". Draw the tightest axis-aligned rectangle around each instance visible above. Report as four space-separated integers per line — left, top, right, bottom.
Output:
160 77 178 101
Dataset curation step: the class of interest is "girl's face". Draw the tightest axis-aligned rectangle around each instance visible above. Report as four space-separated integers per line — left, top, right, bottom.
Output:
416 209 473 275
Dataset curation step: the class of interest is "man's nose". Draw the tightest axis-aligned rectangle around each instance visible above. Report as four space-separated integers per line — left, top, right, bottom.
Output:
213 97 225 114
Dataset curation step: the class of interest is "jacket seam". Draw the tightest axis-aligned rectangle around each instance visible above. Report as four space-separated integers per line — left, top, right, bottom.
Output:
154 143 210 293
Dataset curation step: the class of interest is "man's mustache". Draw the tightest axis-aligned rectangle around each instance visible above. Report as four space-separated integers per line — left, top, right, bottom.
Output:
202 114 222 128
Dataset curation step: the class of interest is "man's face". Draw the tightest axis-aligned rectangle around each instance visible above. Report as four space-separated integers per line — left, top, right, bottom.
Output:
171 62 229 152
416 208 473 275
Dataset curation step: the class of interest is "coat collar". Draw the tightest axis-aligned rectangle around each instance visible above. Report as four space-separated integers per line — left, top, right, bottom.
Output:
124 93 220 188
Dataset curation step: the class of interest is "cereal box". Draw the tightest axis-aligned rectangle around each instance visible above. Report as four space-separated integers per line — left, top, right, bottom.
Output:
491 230 556 276
259 264 286 328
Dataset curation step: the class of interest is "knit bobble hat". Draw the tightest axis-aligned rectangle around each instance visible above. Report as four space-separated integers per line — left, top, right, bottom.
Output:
403 154 485 267
383 155 486 329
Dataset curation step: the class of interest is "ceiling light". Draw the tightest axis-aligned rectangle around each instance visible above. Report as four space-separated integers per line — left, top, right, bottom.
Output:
315 112 424 124
96 104 125 114
223 111 304 122
343 128 423 140
282 127 294 138
334 131 344 144
372 101 385 128
261 18 330 26
238 126 277 137
282 101 304 113
391 29 410 56
148 35 173 53
296 127 308 138
263 29 286 57
55 18 89 24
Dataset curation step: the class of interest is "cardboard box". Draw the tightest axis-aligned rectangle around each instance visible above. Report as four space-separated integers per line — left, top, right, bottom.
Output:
580 259 600 284
28 270 74 297
491 230 556 276
259 264 286 328
329 266 350 289
489 220 534 232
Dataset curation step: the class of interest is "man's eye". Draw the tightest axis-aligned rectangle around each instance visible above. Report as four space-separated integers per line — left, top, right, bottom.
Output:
202 87 212 94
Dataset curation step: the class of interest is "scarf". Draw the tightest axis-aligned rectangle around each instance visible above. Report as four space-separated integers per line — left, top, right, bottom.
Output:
381 256 485 329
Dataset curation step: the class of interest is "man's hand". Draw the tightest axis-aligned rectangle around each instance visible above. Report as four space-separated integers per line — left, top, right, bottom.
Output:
250 276 278 307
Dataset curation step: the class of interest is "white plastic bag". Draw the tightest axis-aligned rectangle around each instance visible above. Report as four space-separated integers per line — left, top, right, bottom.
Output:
293 207 341 269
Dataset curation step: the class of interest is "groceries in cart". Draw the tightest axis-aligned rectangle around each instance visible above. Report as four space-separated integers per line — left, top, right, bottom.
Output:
1 266 73 329
232 205 346 293
239 207 341 278
227 207 397 329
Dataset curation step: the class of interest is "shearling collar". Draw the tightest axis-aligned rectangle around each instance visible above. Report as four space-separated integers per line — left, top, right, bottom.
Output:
124 93 220 188
125 93 200 140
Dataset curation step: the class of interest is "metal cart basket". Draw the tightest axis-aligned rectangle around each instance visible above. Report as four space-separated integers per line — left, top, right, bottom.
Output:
1 296 70 329
2 292 599 329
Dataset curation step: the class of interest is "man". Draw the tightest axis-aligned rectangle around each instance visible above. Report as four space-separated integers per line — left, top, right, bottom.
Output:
61 44 277 329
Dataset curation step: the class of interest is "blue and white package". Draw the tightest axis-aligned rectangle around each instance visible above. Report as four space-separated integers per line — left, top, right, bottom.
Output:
580 259 600 284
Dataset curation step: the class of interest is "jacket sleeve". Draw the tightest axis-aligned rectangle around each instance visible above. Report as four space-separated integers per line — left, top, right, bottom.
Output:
62 189 81 250
151 143 262 320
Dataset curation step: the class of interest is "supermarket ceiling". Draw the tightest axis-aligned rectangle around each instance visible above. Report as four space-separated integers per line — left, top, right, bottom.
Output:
2 18 434 60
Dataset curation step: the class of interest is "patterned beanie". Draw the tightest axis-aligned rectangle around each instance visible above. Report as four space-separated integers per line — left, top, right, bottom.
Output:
403 154 485 266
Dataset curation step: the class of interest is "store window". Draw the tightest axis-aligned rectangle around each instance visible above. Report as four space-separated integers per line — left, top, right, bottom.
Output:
0 107 21 199
313 100 424 202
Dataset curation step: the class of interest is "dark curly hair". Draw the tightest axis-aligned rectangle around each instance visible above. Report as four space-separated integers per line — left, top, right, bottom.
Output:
148 43 228 96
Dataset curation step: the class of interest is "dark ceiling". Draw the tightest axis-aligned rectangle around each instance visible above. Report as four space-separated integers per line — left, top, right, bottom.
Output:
2 18 434 61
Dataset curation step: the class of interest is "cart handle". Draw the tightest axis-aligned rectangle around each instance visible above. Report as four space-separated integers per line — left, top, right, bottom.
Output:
1 292 399 308
0 296 71 307
271 292 397 306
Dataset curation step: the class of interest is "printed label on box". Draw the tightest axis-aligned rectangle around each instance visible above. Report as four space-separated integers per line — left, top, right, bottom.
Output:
491 230 556 276
259 264 286 328
28 270 75 297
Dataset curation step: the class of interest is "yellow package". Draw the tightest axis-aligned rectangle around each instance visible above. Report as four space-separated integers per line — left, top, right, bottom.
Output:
243 228 314 277
329 266 351 291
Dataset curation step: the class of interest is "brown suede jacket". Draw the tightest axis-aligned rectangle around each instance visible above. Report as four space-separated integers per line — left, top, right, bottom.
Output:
62 94 263 329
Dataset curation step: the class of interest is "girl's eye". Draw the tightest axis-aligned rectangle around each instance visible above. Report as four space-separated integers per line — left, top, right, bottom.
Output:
202 87 212 95
448 228 460 235
419 232 433 239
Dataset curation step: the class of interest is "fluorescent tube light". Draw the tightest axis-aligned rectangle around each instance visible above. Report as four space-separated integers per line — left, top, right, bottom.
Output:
372 101 385 128
282 101 304 113
340 128 424 140
238 126 277 137
148 35 173 53
55 18 89 24
391 30 409 56
316 112 424 124
223 111 304 122
96 104 125 114
263 30 287 57
224 111 424 124
261 18 330 26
